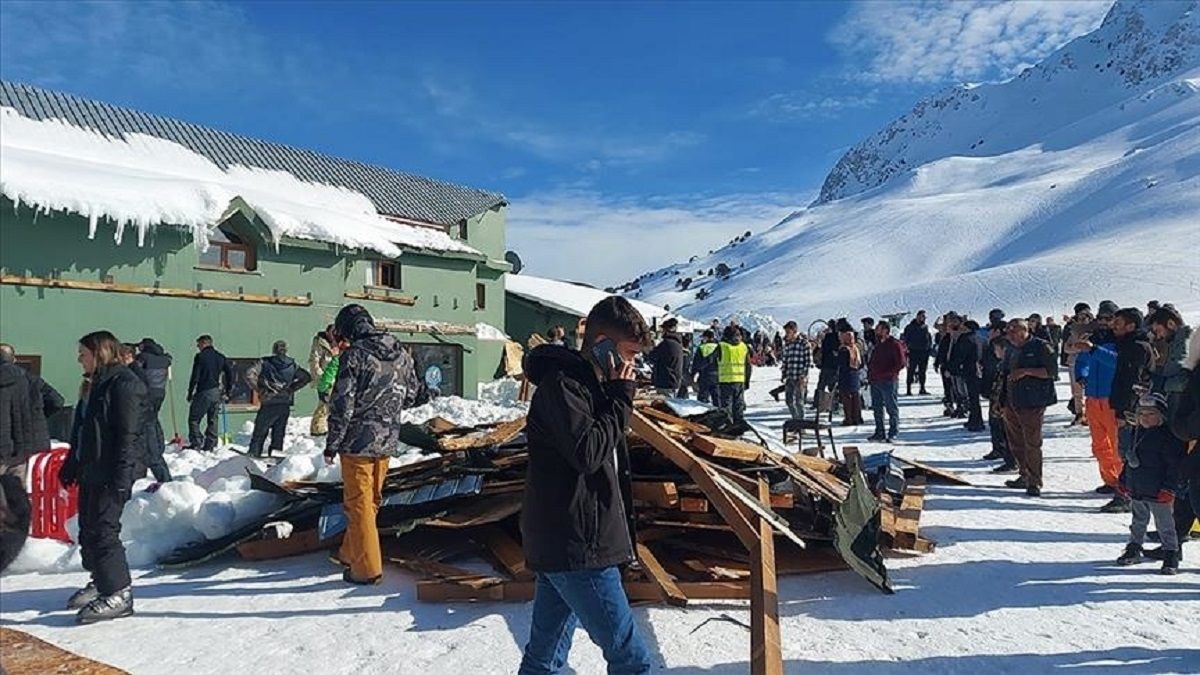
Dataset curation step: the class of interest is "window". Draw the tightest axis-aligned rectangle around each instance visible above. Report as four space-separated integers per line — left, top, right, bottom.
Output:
455 221 468 240
14 354 42 376
226 358 261 408
405 343 464 397
198 225 257 271
373 260 402 289
475 283 487 310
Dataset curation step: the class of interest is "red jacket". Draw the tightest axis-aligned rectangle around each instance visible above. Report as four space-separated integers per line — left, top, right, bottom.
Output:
868 337 907 383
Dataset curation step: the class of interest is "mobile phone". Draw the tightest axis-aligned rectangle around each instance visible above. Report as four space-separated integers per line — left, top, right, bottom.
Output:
591 338 625 376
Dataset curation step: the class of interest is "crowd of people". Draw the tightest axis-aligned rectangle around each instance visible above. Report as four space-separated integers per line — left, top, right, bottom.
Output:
0 294 1196 675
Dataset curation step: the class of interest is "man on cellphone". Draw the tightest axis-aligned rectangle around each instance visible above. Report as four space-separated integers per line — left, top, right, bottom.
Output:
519 296 653 675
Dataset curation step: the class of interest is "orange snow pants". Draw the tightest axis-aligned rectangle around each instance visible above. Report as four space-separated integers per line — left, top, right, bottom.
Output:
1085 398 1122 488
339 454 389 581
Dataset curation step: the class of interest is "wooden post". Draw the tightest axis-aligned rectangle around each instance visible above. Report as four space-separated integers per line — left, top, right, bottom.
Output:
750 477 783 675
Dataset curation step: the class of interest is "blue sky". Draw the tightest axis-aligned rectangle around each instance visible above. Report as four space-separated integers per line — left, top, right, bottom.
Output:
0 0 1112 284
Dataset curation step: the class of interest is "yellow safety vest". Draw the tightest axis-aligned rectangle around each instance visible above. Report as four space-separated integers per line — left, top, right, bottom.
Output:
717 342 748 384
698 343 718 358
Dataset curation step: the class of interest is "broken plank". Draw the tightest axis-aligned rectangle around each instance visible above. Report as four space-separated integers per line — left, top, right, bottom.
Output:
750 477 783 675
892 455 972 486
425 493 523 529
640 406 710 433
631 481 680 508
473 526 535 582
691 434 764 462
236 529 335 561
680 496 710 513
437 417 527 452
636 543 688 607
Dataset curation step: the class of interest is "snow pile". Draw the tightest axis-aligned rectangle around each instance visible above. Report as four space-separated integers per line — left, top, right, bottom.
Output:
475 322 510 341
626 0 1200 325
479 377 525 408
403 395 527 427
726 310 783 337
0 106 479 257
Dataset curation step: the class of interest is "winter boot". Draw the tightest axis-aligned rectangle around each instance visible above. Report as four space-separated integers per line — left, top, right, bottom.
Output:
1160 550 1180 575
66 582 99 610
981 449 1003 461
919 388 930 396
1116 543 1144 566
1004 477 1029 489
76 587 134 624
991 462 1018 474
1098 496 1132 514
1025 486 1041 497
1095 484 1115 495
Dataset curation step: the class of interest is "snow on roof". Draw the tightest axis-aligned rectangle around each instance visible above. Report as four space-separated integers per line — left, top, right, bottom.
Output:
0 106 481 258
505 274 703 332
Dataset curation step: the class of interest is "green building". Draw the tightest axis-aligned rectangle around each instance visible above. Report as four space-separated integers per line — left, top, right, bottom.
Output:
0 81 510 435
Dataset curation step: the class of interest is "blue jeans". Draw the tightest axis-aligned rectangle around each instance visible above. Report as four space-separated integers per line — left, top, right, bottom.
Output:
519 567 652 675
870 379 899 437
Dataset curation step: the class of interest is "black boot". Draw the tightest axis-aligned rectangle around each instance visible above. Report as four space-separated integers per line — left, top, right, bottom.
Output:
1116 543 1144 566
981 450 1003 460
77 587 134 624
1099 496 1132 513
991 462 1018 473
1145 546 1184 561
66 581 99 610
1161 550 1180 575
1004 477 1029 489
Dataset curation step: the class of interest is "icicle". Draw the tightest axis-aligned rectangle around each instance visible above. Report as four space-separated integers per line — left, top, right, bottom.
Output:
113 219 125 245
87 212 97 240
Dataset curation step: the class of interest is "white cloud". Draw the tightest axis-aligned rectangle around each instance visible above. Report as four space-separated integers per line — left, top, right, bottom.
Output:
749 91 880 121
831 0 1114 84
506 190 809 287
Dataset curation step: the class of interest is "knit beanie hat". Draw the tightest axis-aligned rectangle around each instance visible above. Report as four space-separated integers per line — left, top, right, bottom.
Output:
1137 391 1168 413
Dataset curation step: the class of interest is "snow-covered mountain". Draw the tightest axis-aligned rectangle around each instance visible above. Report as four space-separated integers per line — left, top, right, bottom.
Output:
620 0 1200 326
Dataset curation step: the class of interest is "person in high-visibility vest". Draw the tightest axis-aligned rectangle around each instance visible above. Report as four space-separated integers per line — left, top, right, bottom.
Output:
716 326 753 425
691 330 720 405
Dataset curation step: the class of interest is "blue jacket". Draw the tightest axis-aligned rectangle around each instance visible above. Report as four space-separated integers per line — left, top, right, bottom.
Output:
1074 341 1117 400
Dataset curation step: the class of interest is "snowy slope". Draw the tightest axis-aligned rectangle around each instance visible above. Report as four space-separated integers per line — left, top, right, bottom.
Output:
622 0 1200 326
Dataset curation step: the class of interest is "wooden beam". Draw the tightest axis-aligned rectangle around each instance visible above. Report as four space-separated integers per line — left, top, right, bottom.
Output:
1 273 311 306
691 434 764 462
639 406 710 434
750 477 783 675
629 411 758 549
636 543 688 607
631 481 680 508
343 290 418 306
679 496 709 513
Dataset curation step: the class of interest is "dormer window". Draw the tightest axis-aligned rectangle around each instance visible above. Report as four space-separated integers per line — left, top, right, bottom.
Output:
455 220 468 240
198 225 257 272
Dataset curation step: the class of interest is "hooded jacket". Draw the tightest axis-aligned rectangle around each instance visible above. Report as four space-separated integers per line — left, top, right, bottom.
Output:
1 363 49 467
325 307 420 459
309 333 335 385
1152 324 1193 395
247 354 313 407
60 365 145 492
1127 424 1186 500
647 332 685 390
521 345 637 572
132 339 173 393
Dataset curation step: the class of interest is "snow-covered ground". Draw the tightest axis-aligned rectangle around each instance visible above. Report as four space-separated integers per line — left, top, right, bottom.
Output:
2 367 1197 674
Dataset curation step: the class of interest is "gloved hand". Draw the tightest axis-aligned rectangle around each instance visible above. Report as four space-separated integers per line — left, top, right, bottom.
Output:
58 464 77 490
1155 489 1175 504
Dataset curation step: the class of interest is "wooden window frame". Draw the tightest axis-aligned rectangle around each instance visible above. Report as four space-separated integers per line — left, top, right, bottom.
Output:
200 226 257 272
373 260 402 290
14 354 42 377
226 357 262 410
475 282 487 310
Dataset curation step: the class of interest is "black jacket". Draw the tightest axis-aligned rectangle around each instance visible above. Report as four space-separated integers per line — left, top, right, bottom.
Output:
132 340 173 393
61 365 146 492
902 321 933 353
647 333 685 390
1 363 49 468
248 354 312 407
1127 425 1186 500
820 331 840 369
947 332 980 379
934 332 952 370
1110 330 1154 416
1170 366 1199 443
188 346 234 398
521 345 636 572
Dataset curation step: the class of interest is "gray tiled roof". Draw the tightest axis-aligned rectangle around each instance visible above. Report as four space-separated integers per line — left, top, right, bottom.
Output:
0 81 506 225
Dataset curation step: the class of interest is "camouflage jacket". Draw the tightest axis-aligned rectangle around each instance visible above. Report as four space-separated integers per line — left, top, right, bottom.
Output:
325 332 419 458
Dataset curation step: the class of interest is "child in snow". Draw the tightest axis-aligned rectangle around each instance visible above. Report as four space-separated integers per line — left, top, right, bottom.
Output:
1116 392 1186 574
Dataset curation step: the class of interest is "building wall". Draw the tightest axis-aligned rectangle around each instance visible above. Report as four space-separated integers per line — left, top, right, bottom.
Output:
505 295 584 348
0 199 507 436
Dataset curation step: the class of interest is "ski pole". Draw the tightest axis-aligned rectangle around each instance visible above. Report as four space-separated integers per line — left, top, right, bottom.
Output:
167 368 184 446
